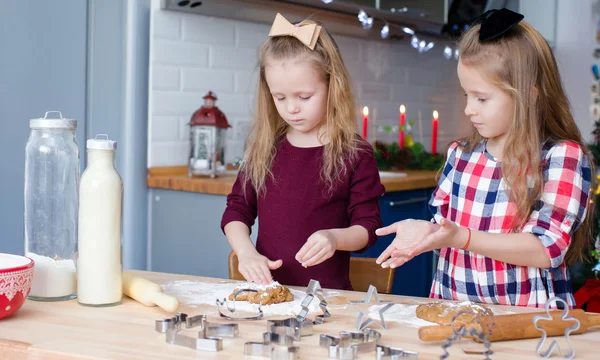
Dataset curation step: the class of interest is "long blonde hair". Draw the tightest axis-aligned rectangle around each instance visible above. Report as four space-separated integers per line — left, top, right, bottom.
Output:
242 18 360 195
458 21 594 265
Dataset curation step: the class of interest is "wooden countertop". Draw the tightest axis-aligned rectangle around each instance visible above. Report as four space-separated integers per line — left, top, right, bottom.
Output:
2 270 599 359
147 166 439 195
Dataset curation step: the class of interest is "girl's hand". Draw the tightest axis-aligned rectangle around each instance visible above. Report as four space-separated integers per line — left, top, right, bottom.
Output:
375 219 438 268
377 218 465 268
237 251 283 284
295 230 337 267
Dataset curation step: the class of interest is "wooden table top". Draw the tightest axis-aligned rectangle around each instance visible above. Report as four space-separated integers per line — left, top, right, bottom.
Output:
147 166 439 195
2 270 598 359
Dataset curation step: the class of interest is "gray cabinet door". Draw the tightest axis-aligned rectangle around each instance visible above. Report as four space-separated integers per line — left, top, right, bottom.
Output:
149 189 257 279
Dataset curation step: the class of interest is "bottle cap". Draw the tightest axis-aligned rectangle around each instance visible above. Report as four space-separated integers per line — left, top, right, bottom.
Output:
87 134 117 150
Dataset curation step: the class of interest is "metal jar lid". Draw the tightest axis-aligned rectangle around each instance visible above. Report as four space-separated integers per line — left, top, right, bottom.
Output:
30 111 77 129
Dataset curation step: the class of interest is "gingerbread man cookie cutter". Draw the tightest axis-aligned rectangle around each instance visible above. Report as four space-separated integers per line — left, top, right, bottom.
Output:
155 313 238 351
216 288 264 320
319 329 381 359
532 296 580 360
296 279 331 325
244 332 300 359
376 344 419 359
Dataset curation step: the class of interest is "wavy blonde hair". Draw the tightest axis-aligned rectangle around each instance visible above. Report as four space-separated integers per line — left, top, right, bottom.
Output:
242 19 361 195
458 21 594 265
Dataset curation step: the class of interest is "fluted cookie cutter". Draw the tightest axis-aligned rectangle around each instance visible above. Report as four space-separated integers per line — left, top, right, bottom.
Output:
268 317 314 340
244 332 300 359
296 279 331 325
319 328 381 359
440 308 494 360
349 285 395 330
216 288 264 320
533 296 580 360
377 344 419 359
155 313 238 351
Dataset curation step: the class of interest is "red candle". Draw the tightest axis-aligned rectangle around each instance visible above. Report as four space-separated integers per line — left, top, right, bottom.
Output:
362 106 369 139
432 110 439 154
399 105 406 148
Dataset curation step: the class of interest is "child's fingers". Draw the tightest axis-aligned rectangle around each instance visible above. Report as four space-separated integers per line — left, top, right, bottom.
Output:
267 259 283 270
259 264 273 284
239 267 253 283
242 266 258 283
388 255 413 269
376 245 396 264
302 248 328 267
375 223 397 236
381 255 410 269
295 241 313 262
297 243 320 263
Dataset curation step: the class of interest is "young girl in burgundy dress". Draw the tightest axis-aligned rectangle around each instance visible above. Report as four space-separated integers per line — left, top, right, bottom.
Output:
221 14 384 290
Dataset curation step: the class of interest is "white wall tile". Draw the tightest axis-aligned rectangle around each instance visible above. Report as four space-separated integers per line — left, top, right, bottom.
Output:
183 16 235 45
153 11 181 40
149 141 189 167
153 40 209 67
360 82 392 101
152 90 206 115
152 65 180 90
234 71 258 93
209 46 257 70
181 68 234 93
151 116 180 141
236 22 269 49
179 116 190 141
217 93 255 116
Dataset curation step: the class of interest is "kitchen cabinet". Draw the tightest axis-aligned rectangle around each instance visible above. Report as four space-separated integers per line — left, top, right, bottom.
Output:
149 189 258 279
149 187 436 297
353 188 436 298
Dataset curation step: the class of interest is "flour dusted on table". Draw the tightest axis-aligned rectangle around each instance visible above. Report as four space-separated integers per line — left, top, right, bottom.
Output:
162 280 325 316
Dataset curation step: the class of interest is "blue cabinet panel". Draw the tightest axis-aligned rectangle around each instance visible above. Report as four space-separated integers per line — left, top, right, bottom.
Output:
353 189 436 297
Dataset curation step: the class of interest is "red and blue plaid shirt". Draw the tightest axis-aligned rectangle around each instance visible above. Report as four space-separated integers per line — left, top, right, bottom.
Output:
429 140 591 308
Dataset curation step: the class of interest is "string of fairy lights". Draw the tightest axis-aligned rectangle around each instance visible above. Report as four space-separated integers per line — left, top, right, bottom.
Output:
321 0 460 60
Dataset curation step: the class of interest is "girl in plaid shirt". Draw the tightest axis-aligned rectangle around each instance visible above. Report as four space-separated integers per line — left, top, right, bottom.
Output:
376 9 594 308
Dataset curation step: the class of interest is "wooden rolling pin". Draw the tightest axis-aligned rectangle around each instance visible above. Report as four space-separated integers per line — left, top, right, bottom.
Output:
122 272 180 313
419 309 600 342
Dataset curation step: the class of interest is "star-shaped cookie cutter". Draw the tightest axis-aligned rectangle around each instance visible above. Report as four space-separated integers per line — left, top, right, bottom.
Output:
532 296 580 360
440 308 494 360
268 317 314 341
376 344 419 359
319 329 381 359
155 313 238 351
216 288 264 320
349 285 395 330
295 279 331 325
244 332 300 359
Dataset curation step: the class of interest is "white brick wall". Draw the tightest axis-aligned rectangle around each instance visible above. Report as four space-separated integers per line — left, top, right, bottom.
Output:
147 4 468 167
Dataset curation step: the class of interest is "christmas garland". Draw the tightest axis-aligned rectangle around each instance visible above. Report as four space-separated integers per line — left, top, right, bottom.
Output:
373 141 444 171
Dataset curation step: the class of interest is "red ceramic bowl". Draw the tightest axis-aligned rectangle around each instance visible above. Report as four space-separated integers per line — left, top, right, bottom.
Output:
0 253 34 319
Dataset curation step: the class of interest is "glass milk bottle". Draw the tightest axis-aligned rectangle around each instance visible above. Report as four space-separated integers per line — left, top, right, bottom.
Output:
25 111 79 301
77 134 123 307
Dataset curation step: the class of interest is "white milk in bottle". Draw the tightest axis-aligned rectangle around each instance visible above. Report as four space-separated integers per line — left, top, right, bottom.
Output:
77 134 123 306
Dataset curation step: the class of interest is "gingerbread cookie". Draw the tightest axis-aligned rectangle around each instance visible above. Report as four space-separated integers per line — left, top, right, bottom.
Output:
228 282 294 305
416 301 494 326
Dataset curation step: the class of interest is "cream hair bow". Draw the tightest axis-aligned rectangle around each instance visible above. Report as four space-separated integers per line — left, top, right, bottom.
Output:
268 13 322 50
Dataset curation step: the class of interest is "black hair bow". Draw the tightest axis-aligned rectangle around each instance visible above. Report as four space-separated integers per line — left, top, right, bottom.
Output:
477 8 524 42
